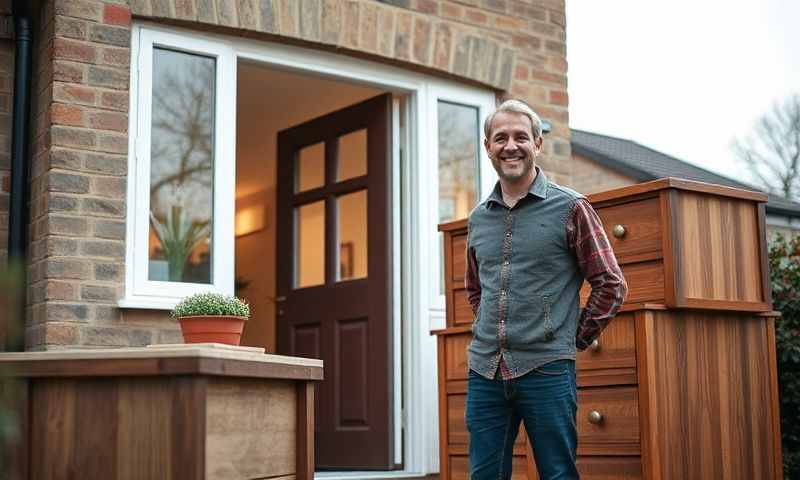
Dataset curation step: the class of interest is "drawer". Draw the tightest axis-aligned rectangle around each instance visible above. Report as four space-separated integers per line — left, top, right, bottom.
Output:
443 331 471 381
452 288 473 326
577 456 642 479
577 386 640 456
596 197 662 264
577 313 636 387
451 234 467 281
581 259 665 306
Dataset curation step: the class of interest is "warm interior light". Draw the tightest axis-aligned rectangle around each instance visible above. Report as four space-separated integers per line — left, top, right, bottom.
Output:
235 204 266 237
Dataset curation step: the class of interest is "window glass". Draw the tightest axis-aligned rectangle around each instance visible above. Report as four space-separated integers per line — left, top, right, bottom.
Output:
295 201 326 288
296 142 325 192
337 190 368 281
337 129 368 182
148 48 215 283
438 101 480 223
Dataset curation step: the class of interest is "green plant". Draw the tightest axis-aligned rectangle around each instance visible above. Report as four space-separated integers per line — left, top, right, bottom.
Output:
171 292 250 319
768 233 800 478
150 206 210 282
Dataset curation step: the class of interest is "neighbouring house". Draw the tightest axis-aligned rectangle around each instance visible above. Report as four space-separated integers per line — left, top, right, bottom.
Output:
570 129 800 239
0 0 571 475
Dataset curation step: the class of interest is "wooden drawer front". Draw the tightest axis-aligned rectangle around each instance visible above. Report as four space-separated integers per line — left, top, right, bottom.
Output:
577 386 640 456
451 234 467 281
452 289 474 326
581 260 664 306
577 313 636 387
596 197 662 264
577 456 642 479
622 261 664 304
444 331 471 381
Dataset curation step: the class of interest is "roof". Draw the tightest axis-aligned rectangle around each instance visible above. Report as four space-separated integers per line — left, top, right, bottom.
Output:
570 129 800 217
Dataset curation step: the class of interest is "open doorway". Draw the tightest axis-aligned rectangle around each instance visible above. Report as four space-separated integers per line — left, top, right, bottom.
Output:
234 61 399 471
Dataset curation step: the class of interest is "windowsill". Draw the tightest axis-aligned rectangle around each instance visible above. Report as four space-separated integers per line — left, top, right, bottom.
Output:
117 296 179 310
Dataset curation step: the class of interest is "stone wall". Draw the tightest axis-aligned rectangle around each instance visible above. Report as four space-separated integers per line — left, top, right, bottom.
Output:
24 0 571 349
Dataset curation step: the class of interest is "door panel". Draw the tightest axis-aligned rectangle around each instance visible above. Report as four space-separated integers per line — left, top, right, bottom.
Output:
276 94 394 470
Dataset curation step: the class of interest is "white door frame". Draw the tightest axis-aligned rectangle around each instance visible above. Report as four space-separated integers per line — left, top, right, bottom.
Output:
130 23 497 477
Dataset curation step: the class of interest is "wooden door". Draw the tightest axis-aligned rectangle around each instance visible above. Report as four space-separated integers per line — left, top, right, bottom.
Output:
276 94 394 470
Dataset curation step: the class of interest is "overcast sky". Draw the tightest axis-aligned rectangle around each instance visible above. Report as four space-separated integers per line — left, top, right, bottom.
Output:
565 0 800 185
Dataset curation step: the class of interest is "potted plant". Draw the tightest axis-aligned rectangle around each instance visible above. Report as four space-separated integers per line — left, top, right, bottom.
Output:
171 293 250 345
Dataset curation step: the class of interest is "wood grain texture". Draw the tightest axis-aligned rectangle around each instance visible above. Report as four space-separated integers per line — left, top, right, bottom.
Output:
437 334 451 480
766 318 784 480
296 381 315 480
587 177 768 204
29 376 207 480
595 196 662 265
3 356 323 380
452 234 467 282
577 386 640 456
452 288 473 326
576 456 642 479
646 310 777 479
444 331 471 381
577 313 636 373
674 192 763 304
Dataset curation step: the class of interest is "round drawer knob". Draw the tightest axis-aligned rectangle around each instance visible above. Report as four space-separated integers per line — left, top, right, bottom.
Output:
588 410 603 424
589 339 600 351
612 224 626 239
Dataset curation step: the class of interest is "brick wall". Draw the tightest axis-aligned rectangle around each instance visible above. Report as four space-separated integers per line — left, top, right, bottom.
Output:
24 0 570 349
0 0 12 267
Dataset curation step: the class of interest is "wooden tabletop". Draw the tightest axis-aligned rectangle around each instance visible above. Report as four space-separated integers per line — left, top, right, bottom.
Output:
0 343 324 380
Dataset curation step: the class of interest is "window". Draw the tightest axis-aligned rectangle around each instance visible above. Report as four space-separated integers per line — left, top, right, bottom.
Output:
437 101 481 223
122 28 235 309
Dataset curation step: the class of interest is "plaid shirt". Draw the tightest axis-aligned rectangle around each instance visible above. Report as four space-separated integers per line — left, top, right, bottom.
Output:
466 195 627 379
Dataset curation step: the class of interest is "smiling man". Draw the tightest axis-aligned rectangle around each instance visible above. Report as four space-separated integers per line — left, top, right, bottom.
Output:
464 99 628 479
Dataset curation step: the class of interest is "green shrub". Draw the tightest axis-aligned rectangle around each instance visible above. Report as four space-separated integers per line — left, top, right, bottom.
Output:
171 292 250 319
769 234 800 478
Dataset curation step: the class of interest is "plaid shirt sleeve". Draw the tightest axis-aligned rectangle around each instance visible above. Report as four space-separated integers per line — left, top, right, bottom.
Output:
465 244 481 316
567 198 628 350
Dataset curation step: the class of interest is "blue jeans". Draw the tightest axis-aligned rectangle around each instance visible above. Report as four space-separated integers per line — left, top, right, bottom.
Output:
465 360 579 480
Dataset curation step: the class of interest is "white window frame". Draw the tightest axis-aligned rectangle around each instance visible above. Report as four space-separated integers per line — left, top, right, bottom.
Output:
120 27 237 309
425 83 497 313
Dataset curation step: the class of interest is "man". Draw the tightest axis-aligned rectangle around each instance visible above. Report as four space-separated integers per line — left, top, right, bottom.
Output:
465 99 627 480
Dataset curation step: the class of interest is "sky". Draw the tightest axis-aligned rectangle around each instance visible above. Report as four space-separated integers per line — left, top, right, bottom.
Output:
565 0 800 186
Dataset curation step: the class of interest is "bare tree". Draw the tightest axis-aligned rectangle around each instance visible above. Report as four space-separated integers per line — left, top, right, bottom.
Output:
733 94 800 201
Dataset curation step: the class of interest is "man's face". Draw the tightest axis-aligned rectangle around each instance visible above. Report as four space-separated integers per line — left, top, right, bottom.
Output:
484 111 543 182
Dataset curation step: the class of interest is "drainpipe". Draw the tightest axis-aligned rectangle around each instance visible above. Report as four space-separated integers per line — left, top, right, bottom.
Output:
6 1 33 352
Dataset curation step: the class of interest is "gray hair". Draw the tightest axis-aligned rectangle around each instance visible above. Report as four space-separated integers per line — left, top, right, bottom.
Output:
483 99 542 140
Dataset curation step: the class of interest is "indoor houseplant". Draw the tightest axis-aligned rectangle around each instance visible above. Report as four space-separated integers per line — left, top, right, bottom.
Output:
171 293 250 345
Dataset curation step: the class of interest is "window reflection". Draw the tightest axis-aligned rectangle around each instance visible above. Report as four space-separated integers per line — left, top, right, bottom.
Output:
148 48 215 283
438 101 479 223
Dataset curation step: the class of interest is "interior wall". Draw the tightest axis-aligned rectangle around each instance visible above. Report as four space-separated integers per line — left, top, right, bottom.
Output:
235 62 382 351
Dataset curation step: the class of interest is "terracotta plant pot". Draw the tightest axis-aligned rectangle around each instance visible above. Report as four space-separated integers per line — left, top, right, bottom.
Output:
178 315 247 345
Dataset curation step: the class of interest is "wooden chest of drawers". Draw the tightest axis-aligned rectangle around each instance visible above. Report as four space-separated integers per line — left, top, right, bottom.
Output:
434 178 782 480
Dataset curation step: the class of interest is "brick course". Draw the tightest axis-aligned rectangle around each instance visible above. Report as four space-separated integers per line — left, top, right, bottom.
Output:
18 0 571 349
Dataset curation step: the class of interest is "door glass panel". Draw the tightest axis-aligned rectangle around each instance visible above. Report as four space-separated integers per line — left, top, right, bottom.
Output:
148 47 215 283
295 201 326 288
337 190 368 281
438 101 479 223
337 129 368 182
296 142 325 193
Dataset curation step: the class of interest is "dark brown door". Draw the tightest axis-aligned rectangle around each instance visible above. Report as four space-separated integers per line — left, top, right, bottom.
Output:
276 94 394 470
